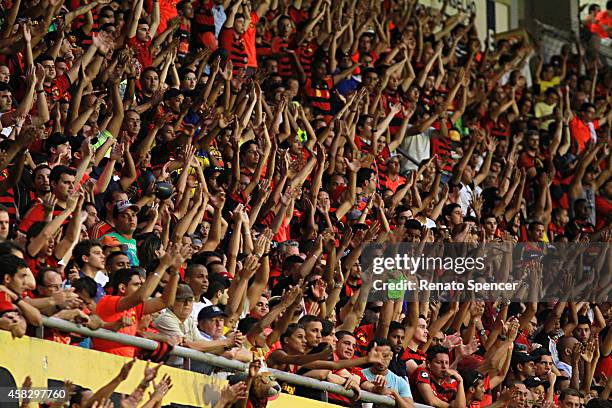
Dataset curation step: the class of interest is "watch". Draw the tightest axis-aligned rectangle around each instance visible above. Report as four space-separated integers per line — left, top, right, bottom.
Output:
479 329 486 336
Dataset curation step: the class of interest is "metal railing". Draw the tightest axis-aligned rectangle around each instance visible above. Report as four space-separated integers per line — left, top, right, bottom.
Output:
40 317 433 407
533 19 612 66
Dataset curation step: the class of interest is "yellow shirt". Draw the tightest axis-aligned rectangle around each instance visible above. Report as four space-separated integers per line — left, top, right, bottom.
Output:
535 101 556 130
538 76 561 93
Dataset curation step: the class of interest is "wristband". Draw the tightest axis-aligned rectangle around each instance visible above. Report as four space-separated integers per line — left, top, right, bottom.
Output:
13 294 22 304
36 89 45 93
96 50 107 58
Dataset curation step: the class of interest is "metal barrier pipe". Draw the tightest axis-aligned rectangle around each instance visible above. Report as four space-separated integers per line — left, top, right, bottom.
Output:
43 317 432 407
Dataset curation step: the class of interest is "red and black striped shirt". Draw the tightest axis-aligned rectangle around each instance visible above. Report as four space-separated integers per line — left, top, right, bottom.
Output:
219 27 248 73
304 76 334 122
193 0 216 46
271 36 295 78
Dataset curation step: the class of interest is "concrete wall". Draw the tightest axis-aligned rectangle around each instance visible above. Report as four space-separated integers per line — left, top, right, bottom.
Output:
519 0 581 34
417 0 514 40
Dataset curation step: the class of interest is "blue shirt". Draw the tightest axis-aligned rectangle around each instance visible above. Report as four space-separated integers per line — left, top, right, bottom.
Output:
335 76 361 96
361 368 413 399
212 5 226 38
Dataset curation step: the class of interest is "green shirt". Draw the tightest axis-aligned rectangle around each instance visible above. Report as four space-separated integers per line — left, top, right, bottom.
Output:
102 232 139 267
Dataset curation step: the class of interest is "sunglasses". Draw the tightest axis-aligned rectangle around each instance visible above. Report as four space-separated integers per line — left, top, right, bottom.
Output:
468 372 484 387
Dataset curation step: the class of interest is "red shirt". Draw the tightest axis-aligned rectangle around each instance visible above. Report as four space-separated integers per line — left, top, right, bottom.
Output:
328 356 366 405
26 253 60 278
595 195 612 230
44 73 71 102
219 27 249 73
90 220 114 240
243 12 260 68
470 375 492 408
592 10 612 38
412 366 459 404
353 323 375 356
270 35 295 78
19 202 68 234
570 116 599 154
128 37 153 69
304 76 334 122
379 173 406 193
93 295 144 357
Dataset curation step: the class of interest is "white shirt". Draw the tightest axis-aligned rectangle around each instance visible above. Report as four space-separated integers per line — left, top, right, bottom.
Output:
458 183 482 217
191 298 213 322
401 127 434 173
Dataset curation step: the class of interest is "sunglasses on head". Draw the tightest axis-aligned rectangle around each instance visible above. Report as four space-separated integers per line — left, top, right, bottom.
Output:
468 372 484 387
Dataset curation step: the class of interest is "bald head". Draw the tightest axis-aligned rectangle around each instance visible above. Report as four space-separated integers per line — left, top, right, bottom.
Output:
557 336 579 363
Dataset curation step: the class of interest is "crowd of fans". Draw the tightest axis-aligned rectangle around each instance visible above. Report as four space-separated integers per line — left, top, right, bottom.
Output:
0 0 612 406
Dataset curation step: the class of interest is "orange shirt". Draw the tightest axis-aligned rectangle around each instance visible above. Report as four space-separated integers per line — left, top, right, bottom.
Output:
570 116 599 153
93 295 144 357
243 12 260 68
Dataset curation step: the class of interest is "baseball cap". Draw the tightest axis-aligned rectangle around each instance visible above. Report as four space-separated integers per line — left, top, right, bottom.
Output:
112 201 139 218
204 166 225 178
100 235 121 248
198 305 227 321
175 284 195 301
524 376 550 389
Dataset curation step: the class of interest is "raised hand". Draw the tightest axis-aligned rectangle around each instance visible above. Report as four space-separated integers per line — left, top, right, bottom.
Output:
42 192 57 214
143 361 163 383
219 382 248 405
456 337 480 358
118 358 137 381
149 374 173 402
240 254 260 278
344 157 362 173
441 333 462 350
182 144 197 166
35 63 45 86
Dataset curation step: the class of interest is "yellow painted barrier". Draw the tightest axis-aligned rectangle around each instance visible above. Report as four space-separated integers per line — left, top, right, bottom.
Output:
0 331 340 407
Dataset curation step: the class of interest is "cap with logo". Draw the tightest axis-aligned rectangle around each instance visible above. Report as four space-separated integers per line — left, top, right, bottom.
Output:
197 305 228 321
112 201 139 218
